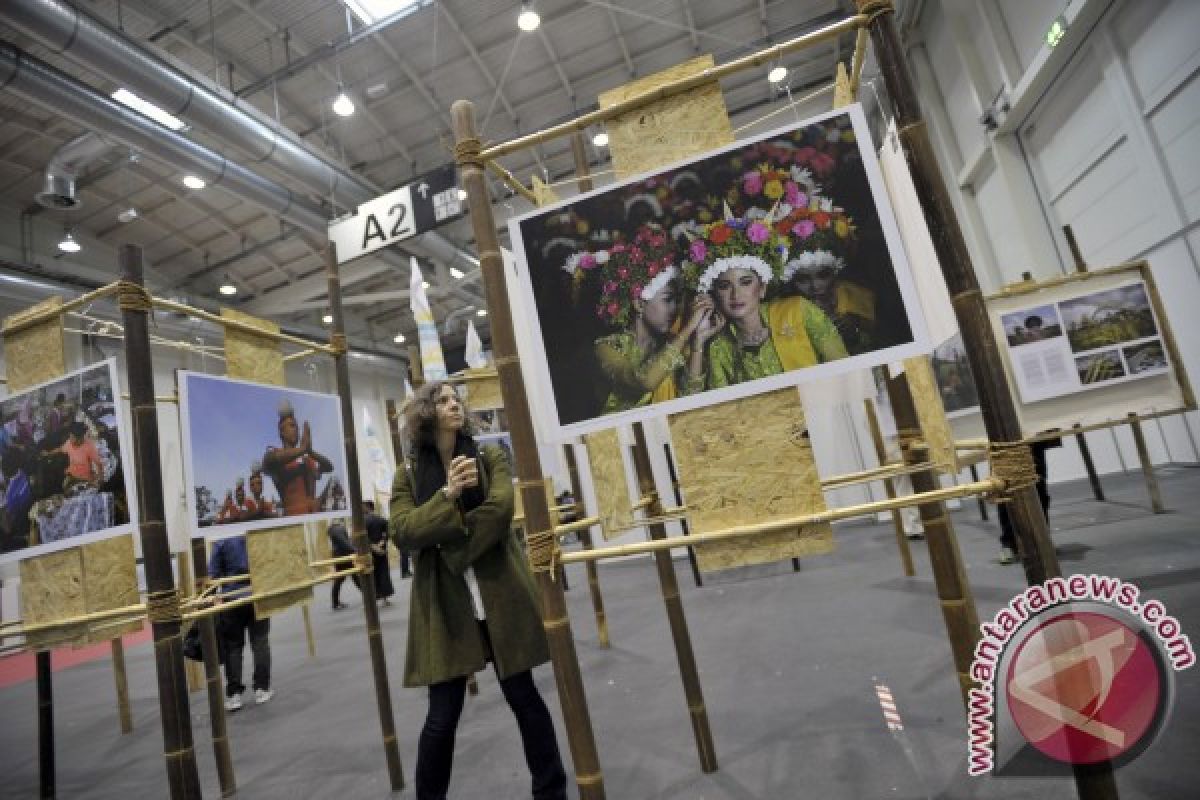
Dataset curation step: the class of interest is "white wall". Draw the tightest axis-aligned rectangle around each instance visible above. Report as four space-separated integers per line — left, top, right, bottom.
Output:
910 0 1200 485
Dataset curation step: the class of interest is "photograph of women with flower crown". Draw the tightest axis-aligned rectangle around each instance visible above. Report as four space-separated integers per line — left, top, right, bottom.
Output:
509 105 928 437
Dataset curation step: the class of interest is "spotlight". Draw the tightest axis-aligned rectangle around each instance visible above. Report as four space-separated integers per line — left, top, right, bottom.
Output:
476 308 488 317
422 280 430 289
332 90 356 117
517 1 540 31
57 230 81 253
219 275 237 296
393 333 406 344
768 66 788 84
322 313 333 325
593 131 609 147
182 174 206 190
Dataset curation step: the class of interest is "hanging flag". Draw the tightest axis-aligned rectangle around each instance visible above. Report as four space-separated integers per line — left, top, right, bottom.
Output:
409 256 447 380
464 319 487 369
403 377 414 399
361 406 394 501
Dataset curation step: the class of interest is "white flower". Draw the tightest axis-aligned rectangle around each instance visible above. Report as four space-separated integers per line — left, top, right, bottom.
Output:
781 250 845 282
697 255 774 293
641 265 679 301
595 250 610 264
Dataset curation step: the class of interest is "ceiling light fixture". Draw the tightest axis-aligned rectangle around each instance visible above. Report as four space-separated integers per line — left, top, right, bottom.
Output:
476 308 488 317
517 1 540 31
117 207 139 223
219 275 237 296
422 280 430 289
182 174 206 190
332 90 356 117
343 0 419 25
57 230 81 253
393 333 406 344
767 66 788 84
111 88 187 131
592 131 609 147
449 267 465 279
322 313 334 325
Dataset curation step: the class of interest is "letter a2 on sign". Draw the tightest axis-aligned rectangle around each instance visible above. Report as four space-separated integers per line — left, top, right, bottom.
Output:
328 184 417 263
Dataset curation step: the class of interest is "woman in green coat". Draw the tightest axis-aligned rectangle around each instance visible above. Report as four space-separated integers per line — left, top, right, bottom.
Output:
390 381 566 800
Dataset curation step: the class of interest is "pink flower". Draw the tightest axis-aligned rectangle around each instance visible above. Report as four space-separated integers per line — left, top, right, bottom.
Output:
747 221 770 244
811 152 835 176
607 302 619 316
785 182 802 206
689 240 708 262
611 243 627 254
630 247 644 263
617 267 630 279
792 219 816 238
604 280 618 293
631 285 643 299
742 171 763 196
579 253 597 270
648 264 659 277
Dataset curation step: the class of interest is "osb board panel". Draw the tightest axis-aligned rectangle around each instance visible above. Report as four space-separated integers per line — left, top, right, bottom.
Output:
597 55 734 179
669 390 833 572
20 548 87 649
3 297 66 392
82 534 142 644
832 62 854 108
583 429 633 540
531 175 560 207
902 355 957 472
221 307 284 386
247 526 312 617
457 369 503 411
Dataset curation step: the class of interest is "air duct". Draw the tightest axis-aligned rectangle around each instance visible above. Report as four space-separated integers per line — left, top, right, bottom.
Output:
36 131 115 209
0 44 329 233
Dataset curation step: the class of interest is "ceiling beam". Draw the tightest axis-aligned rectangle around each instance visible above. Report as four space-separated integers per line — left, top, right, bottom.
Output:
536 27 576 105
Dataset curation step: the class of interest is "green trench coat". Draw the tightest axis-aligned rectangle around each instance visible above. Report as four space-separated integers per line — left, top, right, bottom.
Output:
389 445 550 687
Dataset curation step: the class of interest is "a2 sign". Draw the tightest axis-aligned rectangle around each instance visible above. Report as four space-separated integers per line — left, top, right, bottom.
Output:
327 164 465 264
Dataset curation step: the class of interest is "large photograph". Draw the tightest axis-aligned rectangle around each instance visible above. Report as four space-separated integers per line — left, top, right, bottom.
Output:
0 360 135 564
510 105 927 438
931 333 980 416
178 372 350 538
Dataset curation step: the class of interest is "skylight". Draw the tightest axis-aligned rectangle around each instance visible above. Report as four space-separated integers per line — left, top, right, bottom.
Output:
111 88 187 131
343 0 421 25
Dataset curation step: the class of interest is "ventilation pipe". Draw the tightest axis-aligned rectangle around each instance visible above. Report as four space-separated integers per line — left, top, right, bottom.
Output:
36 131 116 209
0 44 329 233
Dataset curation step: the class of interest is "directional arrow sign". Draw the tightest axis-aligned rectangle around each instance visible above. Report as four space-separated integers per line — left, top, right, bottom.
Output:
328 164 465 264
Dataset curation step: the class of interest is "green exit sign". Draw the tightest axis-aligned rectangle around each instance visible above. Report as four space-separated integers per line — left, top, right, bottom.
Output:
1046 15 1067 47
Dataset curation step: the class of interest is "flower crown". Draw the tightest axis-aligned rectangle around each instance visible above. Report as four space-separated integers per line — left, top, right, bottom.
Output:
769 195 855 267
564 226 682 328
781 250 846 282
685 204 791 293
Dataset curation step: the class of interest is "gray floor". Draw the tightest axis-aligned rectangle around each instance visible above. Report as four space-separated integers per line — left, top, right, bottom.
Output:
1 467 1198 799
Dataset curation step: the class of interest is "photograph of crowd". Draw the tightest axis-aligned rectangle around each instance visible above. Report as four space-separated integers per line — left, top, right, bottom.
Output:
179 372 350 538
510 106 924 435
0 360 133 563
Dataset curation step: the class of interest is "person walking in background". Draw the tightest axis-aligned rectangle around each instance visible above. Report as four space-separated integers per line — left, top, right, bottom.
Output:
363 500 395 605
391 381 567 800
327 519 361 610
208 535 273 711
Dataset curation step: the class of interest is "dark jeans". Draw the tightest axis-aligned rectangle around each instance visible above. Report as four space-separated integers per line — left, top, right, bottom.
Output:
331 562 362 607
416 669 567 800
220 604 270 696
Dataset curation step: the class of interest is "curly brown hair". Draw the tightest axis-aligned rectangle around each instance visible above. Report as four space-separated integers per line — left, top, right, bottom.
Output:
402 380 476 448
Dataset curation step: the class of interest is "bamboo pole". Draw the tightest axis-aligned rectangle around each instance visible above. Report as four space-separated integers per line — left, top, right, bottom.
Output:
177 552 205 693
302 605 317 658
326 244 405 791
119 244 202 799
2 282 120 336
37 651 53 799
453 99 606 800
563 444 610 648
858 4 1119 797
562 478 1002 565
191 538 236 797
151 297 338 356
111 638 133 734
863 398 915 577
663 443 703 588
886 370 979 705
1073 424 1106 502
821 460 935 488
485 159 539 203
967 464 990 521
632 424 718 772
849 25 870 95
480 14 865 161
1127 413 1165 513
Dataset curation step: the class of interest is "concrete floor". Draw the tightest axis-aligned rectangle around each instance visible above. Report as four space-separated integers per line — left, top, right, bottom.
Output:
1 467 1197 799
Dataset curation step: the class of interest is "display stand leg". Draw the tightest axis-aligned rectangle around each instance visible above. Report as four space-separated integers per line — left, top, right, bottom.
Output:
454 100 605 799
302 605 316 658
326 248 405 791
118 245 203 799
112 638 132 734
662 444 703 588
190 538 236 797
564 445 611 646
967 464 989 521
861 4 1120 796
1128 414 1165 513
176 554 204 693
863 399 915 577
1074 424 1105 502
632 423 718 773
885 372 979 704
37 650 53 799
